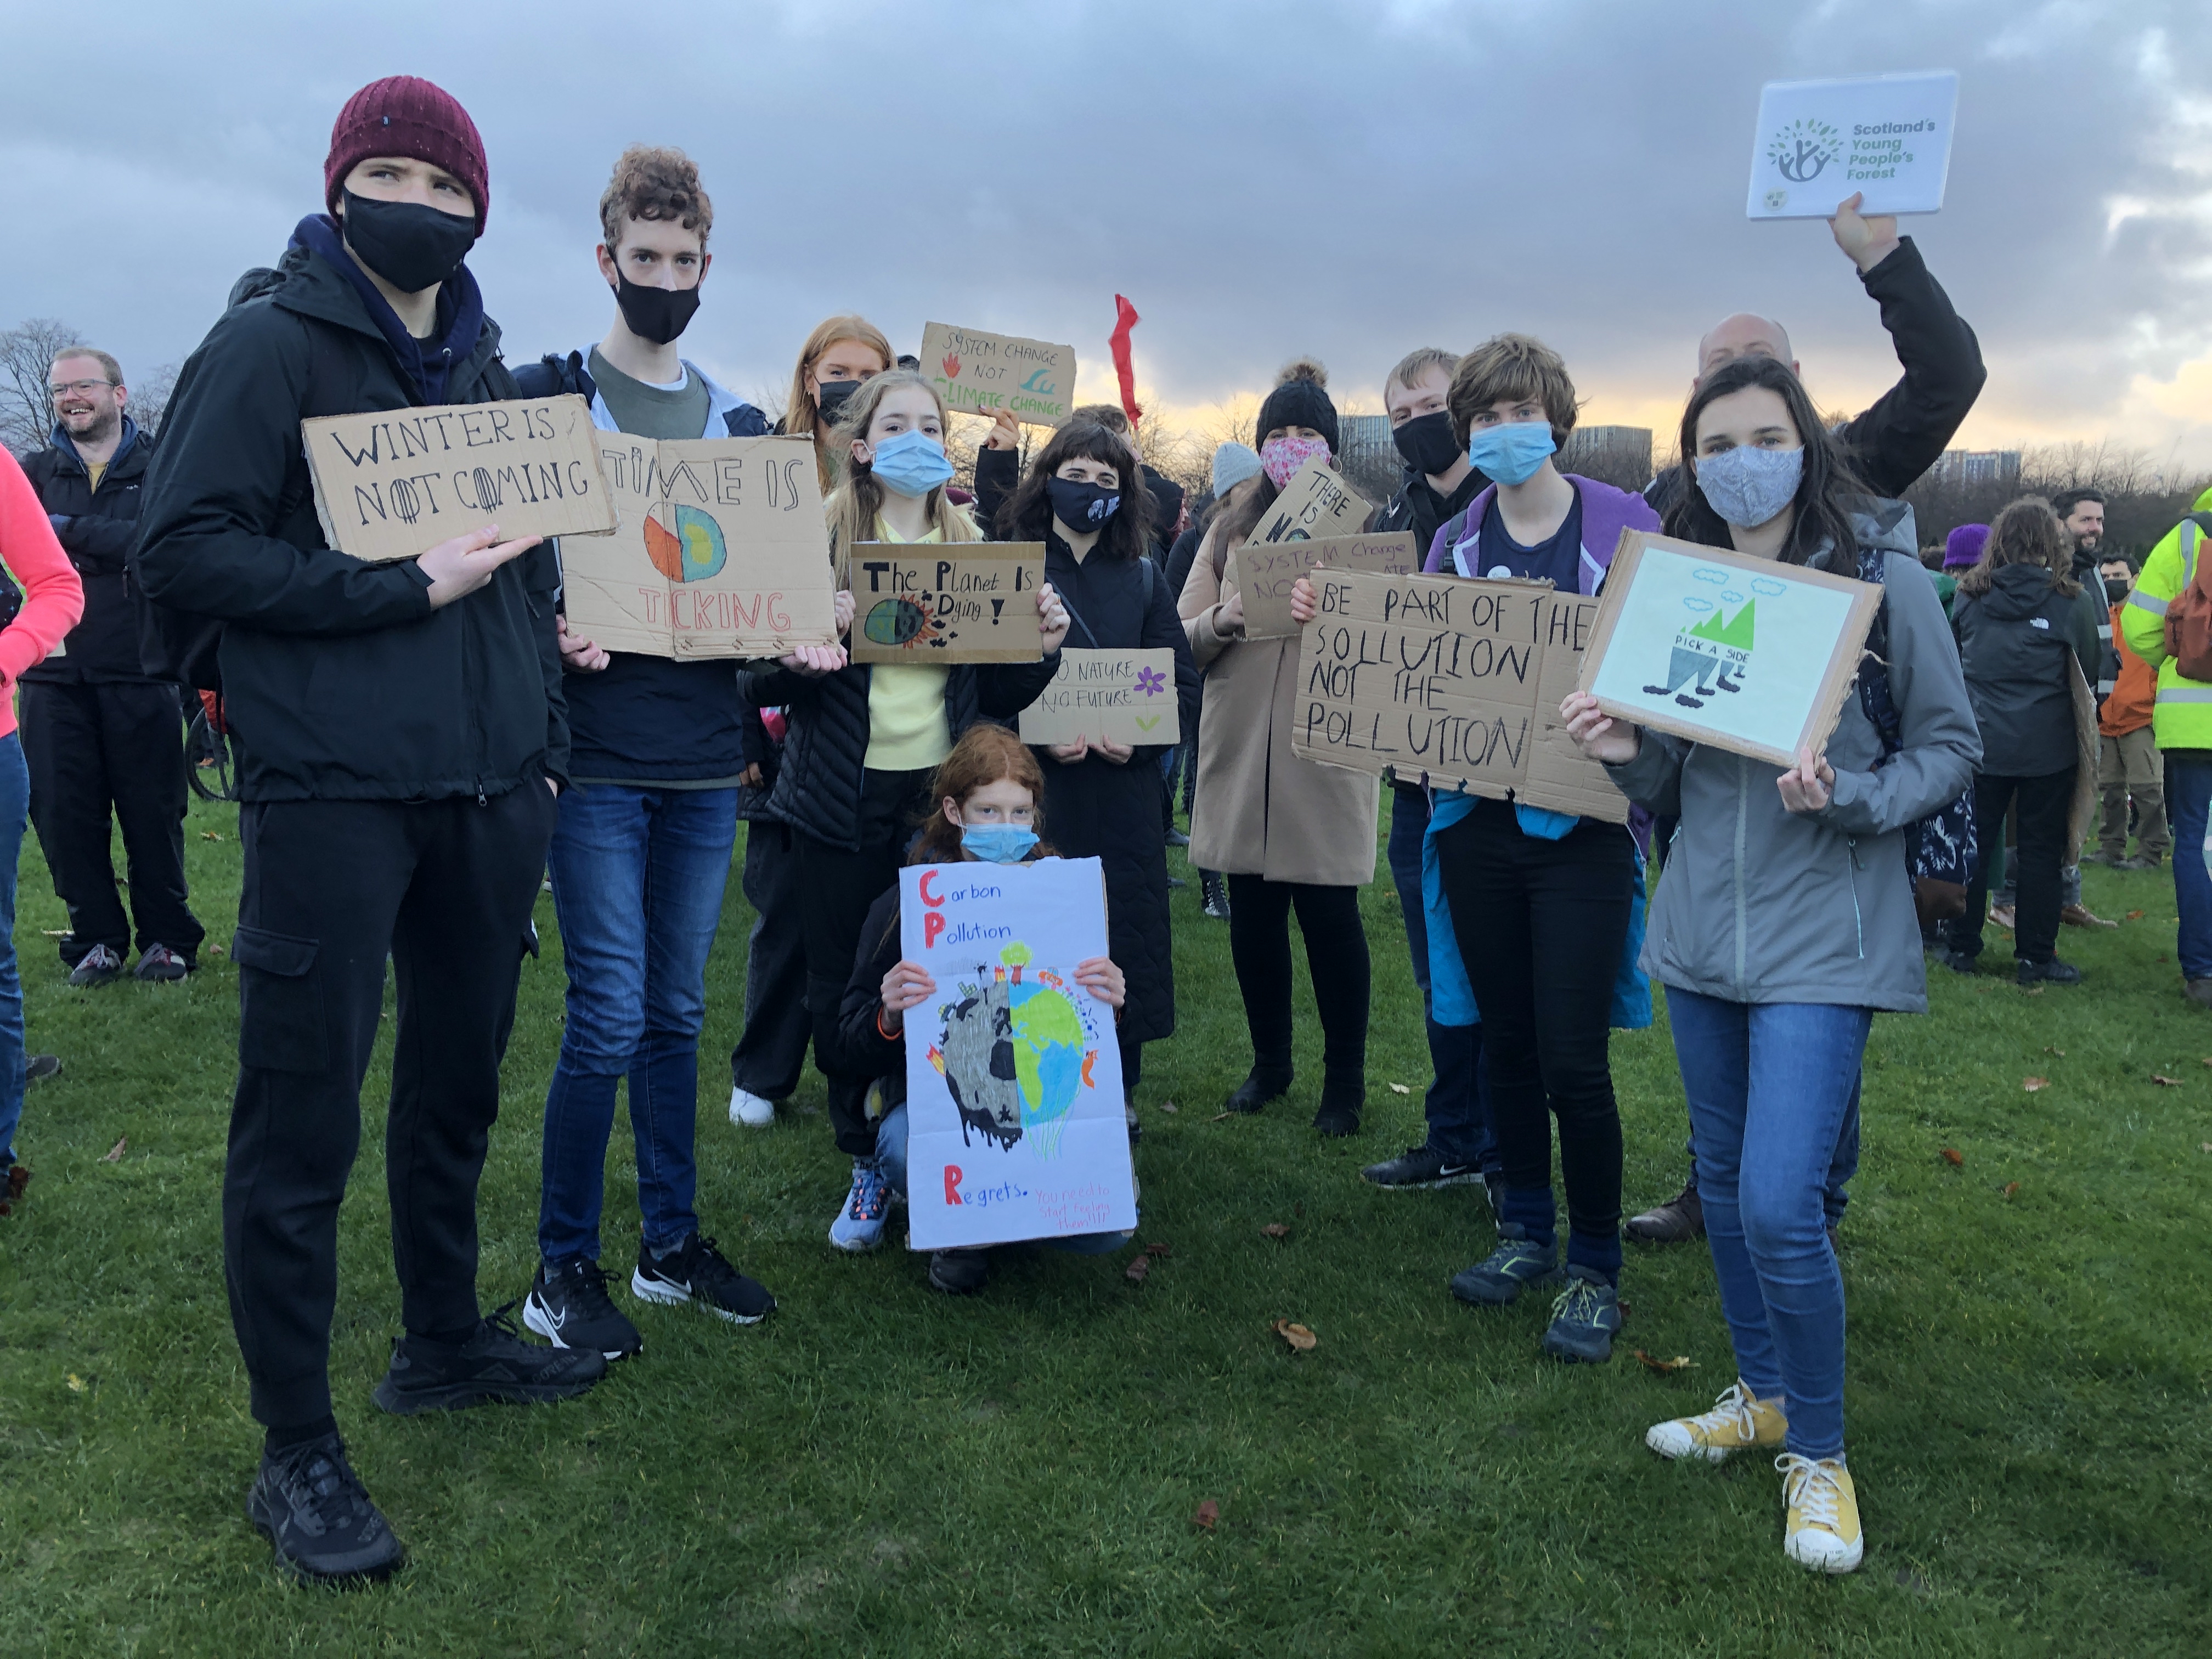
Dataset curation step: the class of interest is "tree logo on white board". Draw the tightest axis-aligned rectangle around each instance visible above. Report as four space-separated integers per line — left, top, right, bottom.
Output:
1766 119 1841 184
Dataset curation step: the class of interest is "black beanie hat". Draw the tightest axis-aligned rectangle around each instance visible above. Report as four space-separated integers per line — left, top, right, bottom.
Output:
1254 358 1338 456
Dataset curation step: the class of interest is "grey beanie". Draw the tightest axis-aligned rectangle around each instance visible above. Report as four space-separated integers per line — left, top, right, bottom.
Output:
1212 442 1261 499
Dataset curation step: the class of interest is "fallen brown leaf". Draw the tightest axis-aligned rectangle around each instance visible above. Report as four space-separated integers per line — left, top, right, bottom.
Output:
1124 1256 1151 1285
1158 1099 1178 1114
2023 1077 2049 1092
1272 1319 1317 1352
2201 1142 2212 1154
1631 1350 1697 1374
2127 910 2146 921
1192 1498 1219 1530
2044 1046 2065 1057
1942 1147 1964 1166
2152 1075 2183 1087
1209 1111 1233 1122
1260 1223 1290 1240
101 1137 127 1163
1145 1241 1171 1257
2003 1181 2020 1199
1388 1083 1411 1096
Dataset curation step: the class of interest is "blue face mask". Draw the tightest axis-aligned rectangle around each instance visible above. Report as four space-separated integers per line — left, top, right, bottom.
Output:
1695 444 1804 529
1466 421 1556 487
961 824 1039 864
868 427 955 498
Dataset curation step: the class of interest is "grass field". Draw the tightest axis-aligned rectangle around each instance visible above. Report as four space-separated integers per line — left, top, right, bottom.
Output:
2 791 2208 1656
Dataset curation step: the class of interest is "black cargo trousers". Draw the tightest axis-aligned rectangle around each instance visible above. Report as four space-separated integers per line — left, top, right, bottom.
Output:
221 781 556 1430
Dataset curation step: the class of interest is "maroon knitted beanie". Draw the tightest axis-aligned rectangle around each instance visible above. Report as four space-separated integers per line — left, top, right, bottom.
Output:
324 76 489 232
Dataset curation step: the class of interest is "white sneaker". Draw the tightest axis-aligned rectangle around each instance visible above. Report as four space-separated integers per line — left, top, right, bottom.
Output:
1778 1454 1864 1574
728 1086 776 1129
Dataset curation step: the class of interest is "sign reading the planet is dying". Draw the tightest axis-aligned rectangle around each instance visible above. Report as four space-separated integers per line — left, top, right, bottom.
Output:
900 855 1136 1250
561 433 838 659
919 323 1077 427
304 393 616 562
1747 71 1959 219
845 543 1048 664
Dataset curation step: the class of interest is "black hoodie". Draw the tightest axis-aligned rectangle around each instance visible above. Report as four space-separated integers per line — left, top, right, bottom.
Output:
1950 563 2099 777
134 235 566 803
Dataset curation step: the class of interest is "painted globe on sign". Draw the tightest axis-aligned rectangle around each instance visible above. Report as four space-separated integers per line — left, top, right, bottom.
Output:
644 504 728 583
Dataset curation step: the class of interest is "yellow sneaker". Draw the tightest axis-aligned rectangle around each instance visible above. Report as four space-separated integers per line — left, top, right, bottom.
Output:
1779 1454 1864 1574
1645 1380 1788 1463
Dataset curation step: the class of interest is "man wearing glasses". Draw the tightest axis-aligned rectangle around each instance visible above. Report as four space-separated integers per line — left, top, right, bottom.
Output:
20 348 204 986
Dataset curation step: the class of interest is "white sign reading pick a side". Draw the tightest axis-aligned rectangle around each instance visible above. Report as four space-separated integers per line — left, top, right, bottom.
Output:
1746 71 1958 219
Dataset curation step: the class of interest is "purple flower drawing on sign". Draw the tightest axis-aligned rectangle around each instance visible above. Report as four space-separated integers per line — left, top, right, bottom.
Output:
1136 667 1167 697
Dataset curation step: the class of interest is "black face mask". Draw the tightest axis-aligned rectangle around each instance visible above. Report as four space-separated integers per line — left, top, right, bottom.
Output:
2106 577 2132 603
1047 476 1122 532
1392 410 1462 478
612 272 702 346
340 189 478 295
815 377 861 423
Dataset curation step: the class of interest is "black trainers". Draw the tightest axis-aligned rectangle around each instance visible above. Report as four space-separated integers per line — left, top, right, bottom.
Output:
1223 1067 1291 1114
247 1433 404 1583
2018 957 2083 985
134 944 192 983
1541 1266 1622 1364
67 945 122 988
370 1305 606 1415
1450 1225 1561 1306
632 1234 776 1325
1200 872 1231 921
1311 1075 1362 1138
1362 1144 1485 1190
523 1259 642 1361
24 1054 59 1085
928 1248 992 1295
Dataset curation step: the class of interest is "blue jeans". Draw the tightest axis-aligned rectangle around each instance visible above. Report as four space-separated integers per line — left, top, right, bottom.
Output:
0 736 28 1167
875 1102 1128 1255
2166 754 2212 980
1686 1076 1858 1226
1666 988 1868 1460
1385 785 1496 1168
539 784 738 1266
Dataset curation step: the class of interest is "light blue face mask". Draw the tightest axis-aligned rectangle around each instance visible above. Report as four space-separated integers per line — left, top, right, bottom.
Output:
868 427 955 498
1696 444 1804 529
1466 420 1556 487
961 824 1039 864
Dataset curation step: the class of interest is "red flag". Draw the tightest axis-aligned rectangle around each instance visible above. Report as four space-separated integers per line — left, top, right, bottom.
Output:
1108 295 1142 431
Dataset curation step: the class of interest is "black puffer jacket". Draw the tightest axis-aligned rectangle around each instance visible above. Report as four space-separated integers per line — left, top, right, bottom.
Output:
1374 464 1485 568
1951 563 2100 777
135 240 566 802
20 419 158 683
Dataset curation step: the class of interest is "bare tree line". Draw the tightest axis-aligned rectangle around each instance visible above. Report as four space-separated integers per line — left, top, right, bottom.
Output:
1 317 177 458
1901 439 2212 558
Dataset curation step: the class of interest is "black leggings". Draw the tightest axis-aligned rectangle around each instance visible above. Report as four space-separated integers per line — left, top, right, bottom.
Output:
1435 799 1633 1244
1225 876 1369 1081
1950 768 2076 965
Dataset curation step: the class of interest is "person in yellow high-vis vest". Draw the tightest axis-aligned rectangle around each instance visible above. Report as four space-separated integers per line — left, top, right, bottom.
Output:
2118 484 2212 1008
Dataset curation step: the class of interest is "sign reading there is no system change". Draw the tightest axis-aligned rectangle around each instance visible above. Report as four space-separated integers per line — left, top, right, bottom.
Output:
1747 71 1958 219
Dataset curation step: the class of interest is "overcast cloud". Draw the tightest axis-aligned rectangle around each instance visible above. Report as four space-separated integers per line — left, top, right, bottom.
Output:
6 0 2210 464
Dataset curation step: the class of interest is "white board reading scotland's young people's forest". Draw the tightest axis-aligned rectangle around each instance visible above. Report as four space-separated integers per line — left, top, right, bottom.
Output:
900 857 1136 1251
1747 70 1959 219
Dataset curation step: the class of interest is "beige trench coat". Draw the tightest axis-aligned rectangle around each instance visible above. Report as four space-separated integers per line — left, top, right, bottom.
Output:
1177 523 1379 886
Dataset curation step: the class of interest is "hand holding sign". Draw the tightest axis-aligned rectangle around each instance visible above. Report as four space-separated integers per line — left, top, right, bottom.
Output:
420 523 543 609
879 960 938 1032
1560 691 1639 765
1829 191 1902 275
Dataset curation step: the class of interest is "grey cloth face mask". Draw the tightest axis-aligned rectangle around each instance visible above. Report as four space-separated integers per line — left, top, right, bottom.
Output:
1696 445 1804 529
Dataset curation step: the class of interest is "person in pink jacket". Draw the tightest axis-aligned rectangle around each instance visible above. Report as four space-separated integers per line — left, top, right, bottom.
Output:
0 447 88 1214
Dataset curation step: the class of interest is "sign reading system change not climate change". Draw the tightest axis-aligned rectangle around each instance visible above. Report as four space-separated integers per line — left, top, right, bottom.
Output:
919 323 1077 427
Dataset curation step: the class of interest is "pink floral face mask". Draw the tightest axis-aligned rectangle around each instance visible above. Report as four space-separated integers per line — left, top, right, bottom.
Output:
1260 433 1331 488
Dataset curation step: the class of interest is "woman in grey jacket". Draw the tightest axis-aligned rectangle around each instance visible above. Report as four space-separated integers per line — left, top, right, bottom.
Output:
1563 357 1979 1577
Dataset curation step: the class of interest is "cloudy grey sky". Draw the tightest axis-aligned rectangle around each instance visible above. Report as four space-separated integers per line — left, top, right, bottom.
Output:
7 0 2210 465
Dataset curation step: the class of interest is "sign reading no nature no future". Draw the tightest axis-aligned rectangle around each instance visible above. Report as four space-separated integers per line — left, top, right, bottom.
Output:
919 323 1077 427
1292 569 1627 824
304 393 615 561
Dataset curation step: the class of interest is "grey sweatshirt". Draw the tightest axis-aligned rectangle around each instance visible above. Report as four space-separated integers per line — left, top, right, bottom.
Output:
1606 541 1981 1013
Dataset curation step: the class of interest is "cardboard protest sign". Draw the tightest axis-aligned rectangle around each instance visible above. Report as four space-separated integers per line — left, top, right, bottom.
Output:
1239 529 1419 641
919 323 1077 426
900 856 1136 1250
1018 648 1180 747
846 543 1047 664
1290 569 1627 823
561 433 837 658
305 393 614 562
1576 532 1882 769
1748 71 1959 219
1243 461 1370 551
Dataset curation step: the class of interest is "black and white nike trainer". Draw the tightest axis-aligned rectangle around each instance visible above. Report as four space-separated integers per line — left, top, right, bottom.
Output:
1361 1143 1485 1190
632 1234 776 1325
523 1259 644 1361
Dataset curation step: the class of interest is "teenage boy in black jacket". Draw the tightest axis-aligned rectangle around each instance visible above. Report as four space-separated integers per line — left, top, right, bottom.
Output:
20 347 204 986
134 76 602 1587
509 146 778 1361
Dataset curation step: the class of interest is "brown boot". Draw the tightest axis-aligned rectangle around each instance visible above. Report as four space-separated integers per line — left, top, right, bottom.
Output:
1625 1177 1705 1243
2186 979 2212 1012
2061 904 2119 929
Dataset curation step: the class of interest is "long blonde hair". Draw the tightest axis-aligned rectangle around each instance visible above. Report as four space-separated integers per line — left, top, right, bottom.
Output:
823 369 983 565
785 314 894 490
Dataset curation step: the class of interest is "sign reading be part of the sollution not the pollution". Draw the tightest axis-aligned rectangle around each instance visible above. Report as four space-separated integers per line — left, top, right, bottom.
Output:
846 543 1048 664
561 433 839 658
1748 70 1958 219
304 393 616 561
919 323 1077 427
1291 569 1628 824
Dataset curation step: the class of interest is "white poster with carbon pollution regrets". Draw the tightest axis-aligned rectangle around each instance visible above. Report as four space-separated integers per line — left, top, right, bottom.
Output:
899 857 1136 1251
303 393 615 561
1747 71 1959 219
